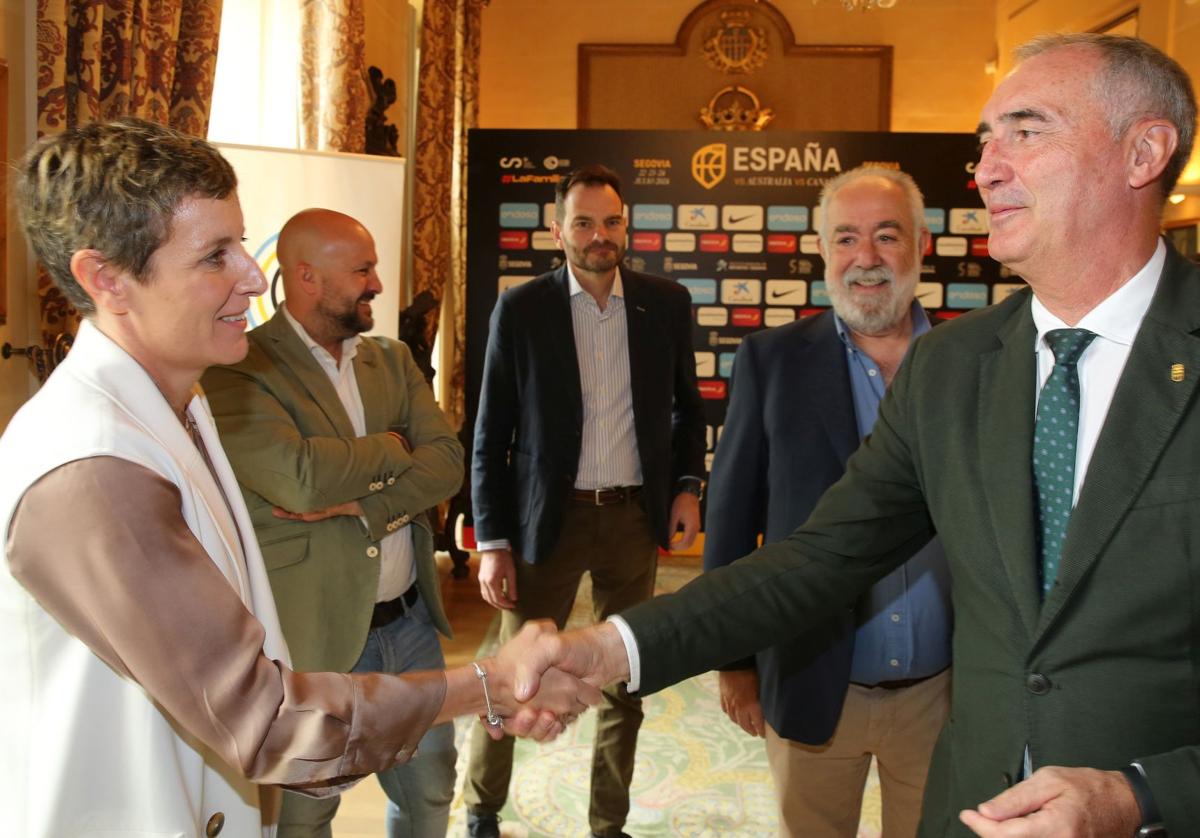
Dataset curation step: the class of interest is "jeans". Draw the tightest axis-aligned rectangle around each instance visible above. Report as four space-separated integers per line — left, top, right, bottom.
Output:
278 594 457 838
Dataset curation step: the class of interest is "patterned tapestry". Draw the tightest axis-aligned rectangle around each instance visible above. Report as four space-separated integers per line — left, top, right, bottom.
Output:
413 0 486 427
35 0 223 345
299 0 368 153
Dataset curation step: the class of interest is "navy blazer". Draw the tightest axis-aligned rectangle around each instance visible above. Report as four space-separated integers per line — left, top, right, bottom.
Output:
704 311 862 743
472 265 706 564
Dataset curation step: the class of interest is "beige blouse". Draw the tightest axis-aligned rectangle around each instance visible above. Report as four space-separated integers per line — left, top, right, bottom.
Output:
6 456 447 790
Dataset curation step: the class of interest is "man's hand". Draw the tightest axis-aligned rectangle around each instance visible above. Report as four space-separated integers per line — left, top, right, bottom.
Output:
719 669 765 738
669 491 701 550
272 500 364 522
482 621 603 741
959 766 1141 837
478 548 518 609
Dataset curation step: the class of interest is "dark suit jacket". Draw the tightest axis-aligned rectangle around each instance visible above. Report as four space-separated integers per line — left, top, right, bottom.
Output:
473 266 705 564
623 243 1200 834
203 311 462 672
703 311 870 743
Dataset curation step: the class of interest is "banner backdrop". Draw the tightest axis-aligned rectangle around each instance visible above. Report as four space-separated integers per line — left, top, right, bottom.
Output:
467 129 1012 484
216 143 406 340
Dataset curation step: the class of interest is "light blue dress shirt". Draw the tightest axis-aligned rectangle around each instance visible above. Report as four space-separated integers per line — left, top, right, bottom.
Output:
836 302 953 684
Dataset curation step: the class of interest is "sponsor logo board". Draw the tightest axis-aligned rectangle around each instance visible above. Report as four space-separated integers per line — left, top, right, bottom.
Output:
699 380 728 400
696 306 728 326
767 205 809 231
915 282 944 309
764 308 797 327
530 231 557 250
499 231 528 250
677 204 718 230
810 281 831 307
767 233 797 253
800 234 821 254
498 275 534 293
765 279 807 305
665 232 696 252
700 233 730 252
679 278 717 304
722 205 764 231
935 236 968 257
970 237 990 258
719 353 736 378
632 232 662 251
924 208 946 234
732 233 763 253
632 204 673 229
946 283 988 308
721 278 762 304
499 203 540 228
991 282 1026 304
731 308 762 327
695 352 716 377
949 208 988 235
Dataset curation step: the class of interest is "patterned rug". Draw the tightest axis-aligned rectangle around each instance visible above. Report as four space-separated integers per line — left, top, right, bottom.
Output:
446 562 883 837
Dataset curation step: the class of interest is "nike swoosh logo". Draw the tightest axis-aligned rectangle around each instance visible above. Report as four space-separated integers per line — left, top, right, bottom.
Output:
727 213 757 224
917 289 939 300
769 289 803 300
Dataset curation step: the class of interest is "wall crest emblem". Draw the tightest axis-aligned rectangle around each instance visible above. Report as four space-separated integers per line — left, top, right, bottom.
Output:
703 8 768 74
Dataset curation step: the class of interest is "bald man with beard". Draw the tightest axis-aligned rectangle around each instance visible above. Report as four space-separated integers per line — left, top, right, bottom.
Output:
203 209 464 838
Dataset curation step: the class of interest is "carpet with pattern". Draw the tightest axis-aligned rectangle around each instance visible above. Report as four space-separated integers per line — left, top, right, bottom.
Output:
446 563 883 837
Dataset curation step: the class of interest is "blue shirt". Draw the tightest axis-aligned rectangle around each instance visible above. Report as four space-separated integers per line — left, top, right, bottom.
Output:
835 303 953 684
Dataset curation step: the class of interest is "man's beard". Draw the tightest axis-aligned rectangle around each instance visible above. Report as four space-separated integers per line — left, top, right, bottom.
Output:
827 266 912 335
570 241 622 273
319 293 374 339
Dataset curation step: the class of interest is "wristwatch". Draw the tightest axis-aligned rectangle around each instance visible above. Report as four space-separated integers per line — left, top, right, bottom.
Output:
1118 764 1166 837
676 478 703 501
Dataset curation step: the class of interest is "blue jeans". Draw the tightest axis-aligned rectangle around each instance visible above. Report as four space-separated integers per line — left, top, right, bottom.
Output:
278 595 457 838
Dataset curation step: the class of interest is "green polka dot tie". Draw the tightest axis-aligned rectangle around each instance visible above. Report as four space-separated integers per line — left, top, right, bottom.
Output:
1033 328 1097 599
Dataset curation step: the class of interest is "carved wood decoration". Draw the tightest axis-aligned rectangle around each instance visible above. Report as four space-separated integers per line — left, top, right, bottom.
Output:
578 0 891 132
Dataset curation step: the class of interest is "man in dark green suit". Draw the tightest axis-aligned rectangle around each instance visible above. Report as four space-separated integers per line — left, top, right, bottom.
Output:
525 34 1197 837
203 210 464 838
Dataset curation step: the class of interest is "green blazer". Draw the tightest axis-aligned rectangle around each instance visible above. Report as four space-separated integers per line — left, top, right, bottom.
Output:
202 310 462 673
622 243 1200 834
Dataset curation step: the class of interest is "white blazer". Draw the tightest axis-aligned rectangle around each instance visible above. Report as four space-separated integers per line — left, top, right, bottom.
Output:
0 320 291 838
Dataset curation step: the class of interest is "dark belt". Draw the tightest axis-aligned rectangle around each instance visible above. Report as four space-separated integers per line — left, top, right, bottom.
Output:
570 485 643 506
852 665 949 691
370 583 420 629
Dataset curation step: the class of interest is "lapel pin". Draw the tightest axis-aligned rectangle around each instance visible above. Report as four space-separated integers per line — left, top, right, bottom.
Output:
1171 363 1185 382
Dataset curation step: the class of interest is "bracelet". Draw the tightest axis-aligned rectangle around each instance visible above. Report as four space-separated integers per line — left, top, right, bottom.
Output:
471 661 503 727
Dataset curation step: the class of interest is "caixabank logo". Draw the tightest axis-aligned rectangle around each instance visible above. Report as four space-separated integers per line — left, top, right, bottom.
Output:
692 143 727 190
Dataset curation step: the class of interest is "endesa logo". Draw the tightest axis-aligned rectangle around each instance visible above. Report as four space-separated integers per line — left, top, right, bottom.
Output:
499 231 528 250
700 233 730 253
632 232 662 251
731 308 762 327
698 380 728 400
499 203 540 229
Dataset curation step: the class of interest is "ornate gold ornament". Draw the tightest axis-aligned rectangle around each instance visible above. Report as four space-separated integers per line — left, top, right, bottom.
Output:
702 8 769 75
699 85 775 132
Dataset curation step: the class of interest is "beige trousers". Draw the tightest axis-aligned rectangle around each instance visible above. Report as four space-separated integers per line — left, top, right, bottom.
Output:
765 667 951 838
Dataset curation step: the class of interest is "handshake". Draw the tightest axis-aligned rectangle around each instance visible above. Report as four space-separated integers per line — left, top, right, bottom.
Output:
457 620 633 741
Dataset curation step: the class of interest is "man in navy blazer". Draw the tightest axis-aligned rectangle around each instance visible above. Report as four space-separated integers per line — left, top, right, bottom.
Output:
705 166 951 837
466 164 705 838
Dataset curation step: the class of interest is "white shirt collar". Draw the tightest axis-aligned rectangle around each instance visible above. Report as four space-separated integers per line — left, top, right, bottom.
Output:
1030 238 1164 347
281 303 361 369
566 263 624 300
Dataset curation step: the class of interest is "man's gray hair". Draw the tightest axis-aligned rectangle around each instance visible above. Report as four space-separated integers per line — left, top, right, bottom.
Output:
1016 33 1196 196
817 166 926 247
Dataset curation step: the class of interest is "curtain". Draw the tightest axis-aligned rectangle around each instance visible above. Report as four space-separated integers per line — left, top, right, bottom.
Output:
413 0 486 427
35 0 223 345
299 0 367 152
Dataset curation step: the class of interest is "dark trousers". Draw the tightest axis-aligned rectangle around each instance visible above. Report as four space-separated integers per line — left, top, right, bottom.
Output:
465 495 659 837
